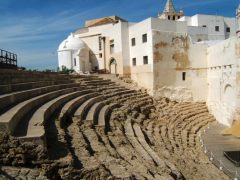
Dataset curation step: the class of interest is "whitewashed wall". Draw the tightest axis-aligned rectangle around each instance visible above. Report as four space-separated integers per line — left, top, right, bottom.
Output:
58 50 72 70
207 37 240 126
129 18 154 91
179 15 237 41
76 22 130 75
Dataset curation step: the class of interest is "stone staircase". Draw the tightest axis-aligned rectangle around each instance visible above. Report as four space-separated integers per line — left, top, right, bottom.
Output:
0 70 229 179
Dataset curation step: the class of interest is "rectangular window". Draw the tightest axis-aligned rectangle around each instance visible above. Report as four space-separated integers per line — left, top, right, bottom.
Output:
110 45 114 54
110 40 114 54
226 27 230 33
132 58 136 66
99 53 102 58
143 56 148 64
215 26 219 32
202 25 207 28
98 36 102 50
74 58 76 66
131 38 136 46
142 34 147 43
182 72 186 81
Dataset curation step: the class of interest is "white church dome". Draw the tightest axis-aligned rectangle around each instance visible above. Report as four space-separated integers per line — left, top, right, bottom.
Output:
58 33 86 51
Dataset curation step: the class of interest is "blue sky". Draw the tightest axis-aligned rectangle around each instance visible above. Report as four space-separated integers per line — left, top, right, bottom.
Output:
0 0 239 70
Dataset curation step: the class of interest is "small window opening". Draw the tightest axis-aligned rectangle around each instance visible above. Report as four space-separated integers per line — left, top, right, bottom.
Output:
74 58 77 66
142 34 147 43
182 72 186 81
143 56 148 64
132 58 136 66
98 36 102 50
131 38 136 46
226 27 230 33
110 40 114 54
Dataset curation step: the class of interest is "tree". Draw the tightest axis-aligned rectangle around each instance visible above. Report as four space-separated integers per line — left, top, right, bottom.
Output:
58 65 74 74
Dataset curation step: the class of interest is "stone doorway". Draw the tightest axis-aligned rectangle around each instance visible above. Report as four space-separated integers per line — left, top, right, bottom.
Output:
109 58 117 74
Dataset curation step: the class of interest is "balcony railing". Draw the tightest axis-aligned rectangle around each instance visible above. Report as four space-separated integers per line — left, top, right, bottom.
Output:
0 49 17 68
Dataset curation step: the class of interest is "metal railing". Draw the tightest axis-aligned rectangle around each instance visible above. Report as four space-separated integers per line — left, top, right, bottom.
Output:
0 49 17 68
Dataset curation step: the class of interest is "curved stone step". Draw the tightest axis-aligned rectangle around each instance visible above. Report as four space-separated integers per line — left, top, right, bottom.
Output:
108 123 155 179
0 83 79 112
117 92 147 103
97 84 121 91
85 81 115 86
59 91 98 126
124 119 156 167
84 79 111 83
100 87 126 94
85 102 105 123
131 96 153 104
85 84 121 93
14 90 92 144
66 118 100 169
72 75 101 80
0 72 70 85
0 80 75 95
84 89 135 125
74 95 104 121
0 81 54 95
0 87 77 134
105 89 136 99
97 103 119 128
133 123 181 178
81 127 130 178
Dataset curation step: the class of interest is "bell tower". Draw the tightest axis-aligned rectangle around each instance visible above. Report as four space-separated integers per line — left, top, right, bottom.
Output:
158 0 184 20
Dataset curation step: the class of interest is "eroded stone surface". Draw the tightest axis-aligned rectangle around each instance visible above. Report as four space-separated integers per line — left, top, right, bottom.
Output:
0 76 230 179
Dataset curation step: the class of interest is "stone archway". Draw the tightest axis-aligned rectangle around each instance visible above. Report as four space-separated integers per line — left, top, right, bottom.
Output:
222 84 235 125
223 84 234 102
109 58 117 74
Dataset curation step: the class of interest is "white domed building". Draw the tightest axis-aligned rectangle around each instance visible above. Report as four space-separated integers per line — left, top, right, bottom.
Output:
58 33 90 73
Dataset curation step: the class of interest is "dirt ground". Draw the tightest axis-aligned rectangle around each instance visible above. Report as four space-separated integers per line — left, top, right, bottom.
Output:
0 76 230 180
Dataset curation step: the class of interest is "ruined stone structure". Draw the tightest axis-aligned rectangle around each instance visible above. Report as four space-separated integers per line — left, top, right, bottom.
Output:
58 0 240 127
1 1 239 179
0 69 229 179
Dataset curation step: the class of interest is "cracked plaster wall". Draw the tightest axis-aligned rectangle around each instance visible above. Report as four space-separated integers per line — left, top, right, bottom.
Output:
207 37 240 126
152 30 208 102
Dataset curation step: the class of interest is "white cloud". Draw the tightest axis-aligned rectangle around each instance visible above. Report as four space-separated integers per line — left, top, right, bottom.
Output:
0 4 109 69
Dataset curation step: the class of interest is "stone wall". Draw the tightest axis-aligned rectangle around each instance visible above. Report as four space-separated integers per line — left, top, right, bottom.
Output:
131 64 153 95
207 37 240 126
152 30 208 102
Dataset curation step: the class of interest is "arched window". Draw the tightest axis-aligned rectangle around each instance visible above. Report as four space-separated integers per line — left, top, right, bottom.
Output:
109 58 117 74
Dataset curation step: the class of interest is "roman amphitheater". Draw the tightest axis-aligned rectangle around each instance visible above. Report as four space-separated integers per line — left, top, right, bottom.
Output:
1 0 240 179
0 68 230 179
